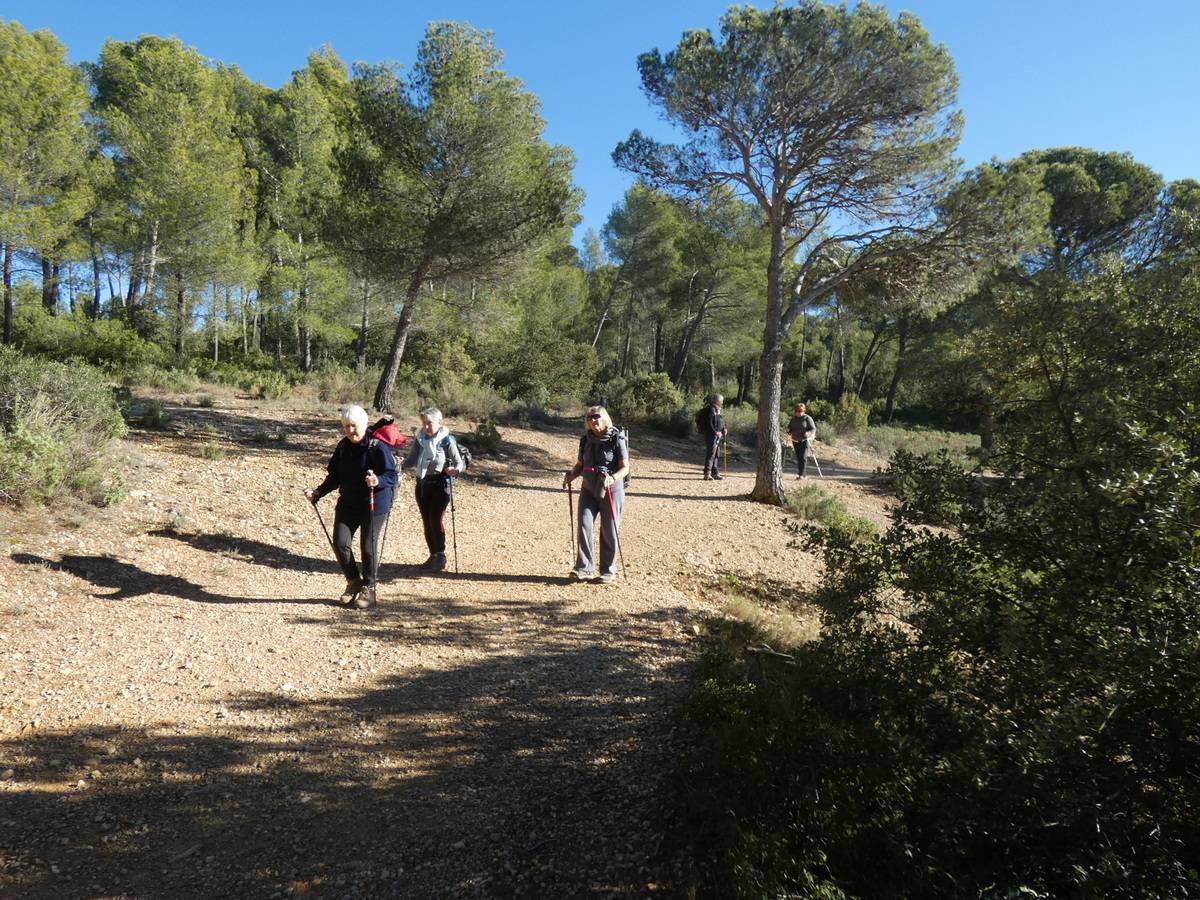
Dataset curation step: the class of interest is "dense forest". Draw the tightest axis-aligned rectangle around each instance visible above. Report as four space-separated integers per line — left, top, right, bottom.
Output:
3 1 1200 896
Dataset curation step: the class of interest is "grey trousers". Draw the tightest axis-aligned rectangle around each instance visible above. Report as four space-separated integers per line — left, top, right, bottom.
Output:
575 487 624 576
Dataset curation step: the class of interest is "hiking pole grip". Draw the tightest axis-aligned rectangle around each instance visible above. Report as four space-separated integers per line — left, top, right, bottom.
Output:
367 468 376 515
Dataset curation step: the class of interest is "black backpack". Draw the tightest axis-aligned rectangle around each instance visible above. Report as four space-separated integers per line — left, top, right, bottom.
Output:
694 405 711 434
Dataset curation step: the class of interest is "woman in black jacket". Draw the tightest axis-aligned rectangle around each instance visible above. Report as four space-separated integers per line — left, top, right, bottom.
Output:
306 405 397 608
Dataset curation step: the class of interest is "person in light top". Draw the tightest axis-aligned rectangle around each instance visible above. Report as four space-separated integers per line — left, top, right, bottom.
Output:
401 407 463 572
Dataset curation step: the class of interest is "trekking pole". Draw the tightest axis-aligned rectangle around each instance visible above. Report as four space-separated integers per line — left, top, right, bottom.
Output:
448 476 459 574
605 487 628 582
723 434 728 477
307 492 337 559
567 481 576 563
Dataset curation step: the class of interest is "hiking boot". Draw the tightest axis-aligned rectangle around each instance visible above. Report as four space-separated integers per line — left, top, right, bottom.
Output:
428 552 447 572
352 584 376 609
594 573 616 585
711 473 724 480
703 472 712 480
569 569 594 582
339 578 364 605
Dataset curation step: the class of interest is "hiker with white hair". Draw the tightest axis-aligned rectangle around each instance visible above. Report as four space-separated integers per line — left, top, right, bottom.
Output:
401 406 464 572
305 405 398 608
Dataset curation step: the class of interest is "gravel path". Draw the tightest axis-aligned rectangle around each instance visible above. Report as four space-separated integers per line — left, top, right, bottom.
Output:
0 400 888 899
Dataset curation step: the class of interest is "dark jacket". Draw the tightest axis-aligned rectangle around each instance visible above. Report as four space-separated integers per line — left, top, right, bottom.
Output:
314 437 398 517
702 403 725 436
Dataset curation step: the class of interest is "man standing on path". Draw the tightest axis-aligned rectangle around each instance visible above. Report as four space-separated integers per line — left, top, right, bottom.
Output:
698 394 728 480
786 402 817 479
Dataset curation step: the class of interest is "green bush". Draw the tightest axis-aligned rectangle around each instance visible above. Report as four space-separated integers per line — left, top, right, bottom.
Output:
886 448 981 526
467 420 502 453
197 442 225 460
434 376 508 421
602 372 684 420
138 400 172 429
824 392 870 434
123 365 199 393
13 306 163 370
248 371 291 400
0 347 128 506
480 327 599 409
312 364 378 405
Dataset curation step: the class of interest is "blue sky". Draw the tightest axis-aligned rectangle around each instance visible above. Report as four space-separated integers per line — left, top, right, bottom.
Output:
10 1 1199 246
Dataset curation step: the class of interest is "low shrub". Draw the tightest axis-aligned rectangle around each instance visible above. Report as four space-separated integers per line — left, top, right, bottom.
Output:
248 371 291 400
197 442 225 460
138 400 172 429
0 347 128 506
784 484 878 543
601 373 683 420
465 420 502 454
434 377 508 422
312 364 378 405
829 424 977 467
824 392 870 434
13 306 163 370
123 365 199 393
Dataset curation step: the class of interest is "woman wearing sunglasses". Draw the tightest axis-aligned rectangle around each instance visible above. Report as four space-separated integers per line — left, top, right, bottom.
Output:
562 406 630 583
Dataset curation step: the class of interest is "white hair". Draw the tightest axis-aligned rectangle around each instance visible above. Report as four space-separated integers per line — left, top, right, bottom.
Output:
419 406 443 425
340 405 368 428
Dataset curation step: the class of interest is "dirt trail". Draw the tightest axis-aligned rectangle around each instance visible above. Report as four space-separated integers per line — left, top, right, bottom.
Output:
0 399 889 899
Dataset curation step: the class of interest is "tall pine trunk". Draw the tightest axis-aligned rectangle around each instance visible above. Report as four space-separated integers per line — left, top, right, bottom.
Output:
882 314 909 423
357 279 370 372
41 257 58 314
670 287 715 387
91 253 103 320
374 268 425 412
853 323 886 396
752 229 787 505
174 272 187 357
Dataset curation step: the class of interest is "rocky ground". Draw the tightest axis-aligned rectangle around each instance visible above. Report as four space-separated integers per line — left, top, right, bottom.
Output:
0 397 888 899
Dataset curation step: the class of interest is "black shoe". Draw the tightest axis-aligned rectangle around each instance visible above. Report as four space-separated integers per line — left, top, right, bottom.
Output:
353 585 376 609
711 473 724 480
703 473 711 480
429 553 447 572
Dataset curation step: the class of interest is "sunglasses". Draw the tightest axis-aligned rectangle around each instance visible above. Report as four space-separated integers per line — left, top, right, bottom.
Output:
586 414 602 420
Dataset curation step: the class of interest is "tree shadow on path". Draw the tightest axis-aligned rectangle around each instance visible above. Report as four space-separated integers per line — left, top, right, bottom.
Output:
0 620 691 898
10 553 334 607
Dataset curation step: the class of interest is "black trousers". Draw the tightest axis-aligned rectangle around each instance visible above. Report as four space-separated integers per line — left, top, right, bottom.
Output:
792 440 810 476
703 433 722 475
333 505 386 585
415 477 451 555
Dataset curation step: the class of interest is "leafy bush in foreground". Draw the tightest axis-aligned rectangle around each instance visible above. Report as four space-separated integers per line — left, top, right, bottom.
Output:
0 347 128 506
683 274 1200 897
